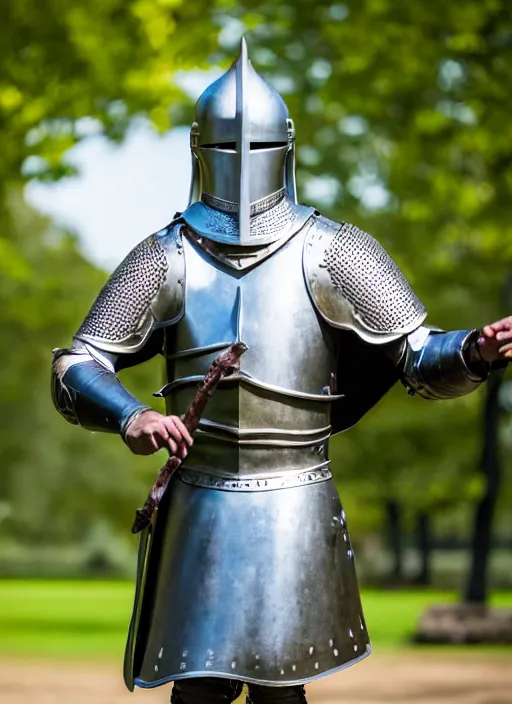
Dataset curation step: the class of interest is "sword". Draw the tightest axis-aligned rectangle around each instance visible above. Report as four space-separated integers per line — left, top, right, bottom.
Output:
131 341 248 534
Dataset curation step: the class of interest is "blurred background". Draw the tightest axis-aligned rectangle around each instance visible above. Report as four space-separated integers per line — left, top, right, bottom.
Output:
1 0 512 702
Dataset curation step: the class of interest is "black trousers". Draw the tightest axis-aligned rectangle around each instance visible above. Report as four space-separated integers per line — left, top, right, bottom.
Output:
171 677 308 704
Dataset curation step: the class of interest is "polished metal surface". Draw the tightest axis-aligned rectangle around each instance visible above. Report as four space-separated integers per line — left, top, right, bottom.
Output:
75 223 185 354
182 196 313 247
127 477 370 689
304 216 427 344
179 465 332 491
183 222 306 271
199 146 288 207
402 328 486 399
186 38 300 245
163 222 340 482
157 372 344 402
202 188 286 215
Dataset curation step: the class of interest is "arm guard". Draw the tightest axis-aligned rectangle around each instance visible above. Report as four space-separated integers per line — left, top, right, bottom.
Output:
51 222 184 434
51 345 151 434
401 328 489 399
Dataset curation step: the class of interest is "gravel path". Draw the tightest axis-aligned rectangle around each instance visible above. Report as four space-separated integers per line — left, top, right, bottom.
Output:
1 652 510 703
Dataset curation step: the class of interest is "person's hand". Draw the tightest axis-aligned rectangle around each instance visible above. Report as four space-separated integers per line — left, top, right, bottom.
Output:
477 317 512 363
124 410 193 456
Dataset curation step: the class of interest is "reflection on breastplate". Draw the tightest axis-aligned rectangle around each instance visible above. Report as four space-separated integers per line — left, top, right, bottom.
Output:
161 226 340 490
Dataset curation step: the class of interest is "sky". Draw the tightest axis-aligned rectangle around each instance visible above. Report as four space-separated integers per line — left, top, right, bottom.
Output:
24 69 224 271
26 124 193 270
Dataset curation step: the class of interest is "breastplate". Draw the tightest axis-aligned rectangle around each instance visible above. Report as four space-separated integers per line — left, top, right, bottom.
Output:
160 225 341 490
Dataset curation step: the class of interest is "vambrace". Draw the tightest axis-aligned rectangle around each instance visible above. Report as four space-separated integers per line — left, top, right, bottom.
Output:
401 328 489 400
51 345 150 435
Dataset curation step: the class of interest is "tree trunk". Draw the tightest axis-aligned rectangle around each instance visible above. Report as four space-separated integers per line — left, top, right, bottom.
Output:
385 499 404 583
464 371 504 604
413 511 432 586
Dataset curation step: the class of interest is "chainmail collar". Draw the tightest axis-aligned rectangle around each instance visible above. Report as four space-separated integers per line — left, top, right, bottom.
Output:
180 192 314 247
201 188 286 216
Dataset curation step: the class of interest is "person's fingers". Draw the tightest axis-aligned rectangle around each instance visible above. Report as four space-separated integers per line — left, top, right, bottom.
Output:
482 325 496 338
498 342 512 355
489 317 512 333
160 426 178 455
125 412 194 457
149 433 161 452
161 417 183 444
173 416 193 446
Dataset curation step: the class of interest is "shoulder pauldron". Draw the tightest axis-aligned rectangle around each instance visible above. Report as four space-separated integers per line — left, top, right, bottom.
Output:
303 214 427 344
75 222 185 354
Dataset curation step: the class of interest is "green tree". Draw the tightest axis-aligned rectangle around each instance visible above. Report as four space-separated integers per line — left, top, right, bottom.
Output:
1 0 511 582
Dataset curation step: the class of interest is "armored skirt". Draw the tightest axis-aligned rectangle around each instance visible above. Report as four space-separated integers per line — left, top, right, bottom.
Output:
123 474 370 690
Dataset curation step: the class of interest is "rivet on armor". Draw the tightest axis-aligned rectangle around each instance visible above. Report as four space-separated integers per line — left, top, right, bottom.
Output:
328 639 334 647
158 647 164 659
280 669 285 676
205 660 213 669
347 549 354 559
333 649 339 657
180 662 187 671
182 650 188 658
354 644 358 652
154 665 159 672
348 629 354 638
315 662 320 670
255 654 260 660
231 661 237 669
292 664 297 672
309 646 315 655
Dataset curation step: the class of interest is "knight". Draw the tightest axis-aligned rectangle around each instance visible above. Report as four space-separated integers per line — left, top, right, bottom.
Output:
51 39 512 704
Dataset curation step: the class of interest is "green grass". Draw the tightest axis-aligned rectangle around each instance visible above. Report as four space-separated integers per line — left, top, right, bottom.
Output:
0 580 134 659
0 580 510 659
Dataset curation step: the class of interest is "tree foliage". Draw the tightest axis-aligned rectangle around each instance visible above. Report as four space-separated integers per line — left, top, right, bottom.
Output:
1 0 511 560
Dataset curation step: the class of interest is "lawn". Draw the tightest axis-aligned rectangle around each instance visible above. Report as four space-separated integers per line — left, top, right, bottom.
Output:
0 580 510 659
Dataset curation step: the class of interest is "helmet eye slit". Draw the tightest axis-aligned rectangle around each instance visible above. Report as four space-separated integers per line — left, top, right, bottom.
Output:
200 142 287 151
250 142 287 150
201 142 237 150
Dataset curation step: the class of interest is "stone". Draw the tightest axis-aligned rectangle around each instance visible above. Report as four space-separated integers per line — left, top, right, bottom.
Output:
413 602 512 644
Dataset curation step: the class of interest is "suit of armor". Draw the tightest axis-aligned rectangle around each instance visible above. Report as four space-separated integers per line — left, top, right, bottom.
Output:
52 40 501 704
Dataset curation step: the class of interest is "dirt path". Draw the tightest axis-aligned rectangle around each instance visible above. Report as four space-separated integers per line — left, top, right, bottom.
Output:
1 652 510 704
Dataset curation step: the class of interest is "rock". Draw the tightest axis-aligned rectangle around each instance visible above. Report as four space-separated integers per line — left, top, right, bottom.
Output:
413 602 512 644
